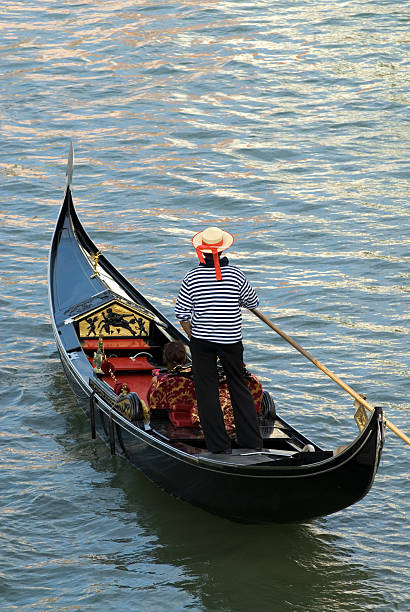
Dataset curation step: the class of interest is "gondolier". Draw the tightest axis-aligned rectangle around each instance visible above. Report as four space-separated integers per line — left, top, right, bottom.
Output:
175 226 263 453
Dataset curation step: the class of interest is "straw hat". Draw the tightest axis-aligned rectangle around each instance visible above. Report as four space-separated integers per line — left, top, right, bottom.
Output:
192 227 234 253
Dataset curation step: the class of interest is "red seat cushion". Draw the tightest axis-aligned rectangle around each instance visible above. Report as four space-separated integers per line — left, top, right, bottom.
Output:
108 356 153 371
169 402 199 428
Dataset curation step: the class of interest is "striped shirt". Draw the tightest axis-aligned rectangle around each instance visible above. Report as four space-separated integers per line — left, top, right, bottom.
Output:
175 261 259 343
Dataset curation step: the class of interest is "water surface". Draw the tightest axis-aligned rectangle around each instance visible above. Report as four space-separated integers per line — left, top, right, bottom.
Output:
0 1 409 610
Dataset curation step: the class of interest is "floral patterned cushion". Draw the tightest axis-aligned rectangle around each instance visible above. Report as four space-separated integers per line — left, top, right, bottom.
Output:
148 373 263 431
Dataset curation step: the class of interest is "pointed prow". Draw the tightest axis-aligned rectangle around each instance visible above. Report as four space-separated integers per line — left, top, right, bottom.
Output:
66 141 74 186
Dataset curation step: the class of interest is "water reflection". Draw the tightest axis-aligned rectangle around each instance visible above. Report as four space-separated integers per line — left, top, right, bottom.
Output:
111 469 387 611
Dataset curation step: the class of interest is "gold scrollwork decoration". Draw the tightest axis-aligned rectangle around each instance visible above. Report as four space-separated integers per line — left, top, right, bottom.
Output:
354 395 368 431
90 251 101 278
93 335 105 373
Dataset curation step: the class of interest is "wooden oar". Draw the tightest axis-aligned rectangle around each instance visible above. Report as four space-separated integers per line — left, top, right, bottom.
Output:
250 308 410 447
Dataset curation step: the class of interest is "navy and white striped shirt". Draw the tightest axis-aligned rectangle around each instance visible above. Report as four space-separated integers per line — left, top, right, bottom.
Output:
175 260 259 343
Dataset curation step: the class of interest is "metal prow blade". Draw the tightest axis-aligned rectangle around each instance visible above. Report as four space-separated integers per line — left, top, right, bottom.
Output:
66 141 74 186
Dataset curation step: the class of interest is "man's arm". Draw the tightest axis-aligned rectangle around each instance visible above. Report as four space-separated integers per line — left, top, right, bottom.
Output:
175 276 193 337
239 275 259 309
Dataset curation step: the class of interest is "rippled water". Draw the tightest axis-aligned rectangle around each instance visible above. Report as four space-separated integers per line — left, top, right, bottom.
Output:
1 1 409 610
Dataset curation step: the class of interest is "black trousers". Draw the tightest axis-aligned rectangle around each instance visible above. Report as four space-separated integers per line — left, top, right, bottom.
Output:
190 337 262 453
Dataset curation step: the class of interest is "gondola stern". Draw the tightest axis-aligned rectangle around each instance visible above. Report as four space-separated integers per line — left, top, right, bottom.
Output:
48 185 71 323
53 140 77 239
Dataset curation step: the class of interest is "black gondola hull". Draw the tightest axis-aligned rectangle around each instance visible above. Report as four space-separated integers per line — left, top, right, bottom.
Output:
54 326 384 523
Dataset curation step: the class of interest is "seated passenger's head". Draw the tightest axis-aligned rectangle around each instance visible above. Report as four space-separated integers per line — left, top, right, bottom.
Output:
163 341 187 371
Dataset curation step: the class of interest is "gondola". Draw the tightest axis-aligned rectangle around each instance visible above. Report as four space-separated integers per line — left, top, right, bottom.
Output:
48 148 385 523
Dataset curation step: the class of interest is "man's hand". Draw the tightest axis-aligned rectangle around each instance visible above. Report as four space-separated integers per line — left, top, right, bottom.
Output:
180 320 192 338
